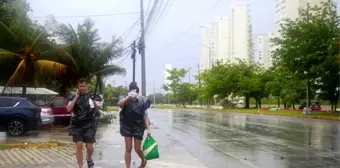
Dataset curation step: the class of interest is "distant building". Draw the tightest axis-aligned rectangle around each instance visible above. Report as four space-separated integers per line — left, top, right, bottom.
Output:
255 35 271 69
200 2 252 70
230 2 252 63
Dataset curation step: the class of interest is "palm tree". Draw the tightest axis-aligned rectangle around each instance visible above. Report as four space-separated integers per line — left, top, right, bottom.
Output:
0 0 77 95
52 18 126 94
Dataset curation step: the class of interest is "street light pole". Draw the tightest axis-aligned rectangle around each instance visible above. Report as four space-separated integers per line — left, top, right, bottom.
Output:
303 2 312 115
139 0 146 96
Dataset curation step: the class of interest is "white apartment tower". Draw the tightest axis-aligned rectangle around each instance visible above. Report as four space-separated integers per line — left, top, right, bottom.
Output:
200 3 252 69
255 35 268 68
230 3 252 63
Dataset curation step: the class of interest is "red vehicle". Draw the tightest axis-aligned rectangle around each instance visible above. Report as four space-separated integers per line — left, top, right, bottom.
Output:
40 96 71 125
40 93 103 125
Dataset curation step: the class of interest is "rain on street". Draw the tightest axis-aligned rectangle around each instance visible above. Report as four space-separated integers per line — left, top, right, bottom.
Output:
148 109 340 168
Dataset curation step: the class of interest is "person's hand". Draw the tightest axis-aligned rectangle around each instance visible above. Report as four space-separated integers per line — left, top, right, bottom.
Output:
146 128 151 136
75 89 80 98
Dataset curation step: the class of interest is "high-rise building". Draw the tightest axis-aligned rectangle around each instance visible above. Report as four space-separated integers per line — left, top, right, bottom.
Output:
230 2 252 63
255 35 271 69
200 3 252 70
200 23 216 70
216 17 231 62
164 64 172 93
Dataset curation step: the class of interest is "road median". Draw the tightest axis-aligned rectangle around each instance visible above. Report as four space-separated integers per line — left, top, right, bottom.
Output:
153 105 340 121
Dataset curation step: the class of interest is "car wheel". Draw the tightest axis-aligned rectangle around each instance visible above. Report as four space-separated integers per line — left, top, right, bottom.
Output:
7 119 26 136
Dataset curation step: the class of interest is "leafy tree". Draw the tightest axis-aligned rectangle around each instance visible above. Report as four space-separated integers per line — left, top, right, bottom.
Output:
266 66 305 109
0 0 77 95
50 18 126 95
199 60 268 108
273 1 340 111
163 68 196 107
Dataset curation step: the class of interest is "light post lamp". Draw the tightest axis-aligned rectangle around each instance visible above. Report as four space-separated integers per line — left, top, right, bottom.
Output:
198 43 212 69
303 71 312 115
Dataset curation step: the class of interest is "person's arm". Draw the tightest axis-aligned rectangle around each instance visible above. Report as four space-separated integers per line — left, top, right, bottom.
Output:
66 89 79 112
117 96 130 107
144 110 151 135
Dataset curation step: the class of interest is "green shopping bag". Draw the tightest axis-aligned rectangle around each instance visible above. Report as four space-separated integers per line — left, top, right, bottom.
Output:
143 136 159 160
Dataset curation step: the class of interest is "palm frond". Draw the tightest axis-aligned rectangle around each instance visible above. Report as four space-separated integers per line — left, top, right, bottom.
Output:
68 24 79 45
7 59 26 85
0 20 16 39
38 48 78 70
0 48 20 61
33 60 68 78
92 65 126 77
30 28 45 48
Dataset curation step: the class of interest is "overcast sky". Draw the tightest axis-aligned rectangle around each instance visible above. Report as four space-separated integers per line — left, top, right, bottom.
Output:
28 0 339 95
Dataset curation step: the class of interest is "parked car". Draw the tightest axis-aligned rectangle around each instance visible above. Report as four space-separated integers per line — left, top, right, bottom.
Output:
40 93 104 124
40 107 55 125
299 102 321 110
0 96 42 136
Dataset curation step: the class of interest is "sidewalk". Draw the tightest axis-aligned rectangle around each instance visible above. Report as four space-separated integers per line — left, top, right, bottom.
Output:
92 124 207 168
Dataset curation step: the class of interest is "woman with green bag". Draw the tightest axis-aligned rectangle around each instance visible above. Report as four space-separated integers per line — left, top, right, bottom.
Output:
118 82 152 168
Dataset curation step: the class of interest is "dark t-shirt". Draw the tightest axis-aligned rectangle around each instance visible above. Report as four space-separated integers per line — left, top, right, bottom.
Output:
70 93 96 126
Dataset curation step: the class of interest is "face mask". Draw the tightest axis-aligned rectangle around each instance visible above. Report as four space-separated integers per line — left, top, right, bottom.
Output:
128 90 138 97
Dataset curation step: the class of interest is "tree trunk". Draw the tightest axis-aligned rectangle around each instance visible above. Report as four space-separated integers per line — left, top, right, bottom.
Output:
284 101 287 109
335 101 338 112
259 99 262 108
255 99 258 108
245 97 250 109
277 98 280 108
293 104 295 109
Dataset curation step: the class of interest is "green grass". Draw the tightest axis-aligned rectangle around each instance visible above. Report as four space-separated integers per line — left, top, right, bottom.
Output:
153 105 340 121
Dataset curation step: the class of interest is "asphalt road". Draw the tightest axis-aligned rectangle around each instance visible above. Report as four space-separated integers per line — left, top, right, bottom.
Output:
148 108 340 168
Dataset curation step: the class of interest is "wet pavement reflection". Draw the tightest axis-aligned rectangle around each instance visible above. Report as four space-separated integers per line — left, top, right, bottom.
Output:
0 122 110 144
150 109 340 168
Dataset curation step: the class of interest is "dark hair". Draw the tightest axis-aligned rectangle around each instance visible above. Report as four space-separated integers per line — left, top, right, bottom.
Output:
129 82 139 93
77 78 88 84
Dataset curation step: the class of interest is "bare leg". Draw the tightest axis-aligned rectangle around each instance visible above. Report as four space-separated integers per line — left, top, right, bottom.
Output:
86 143 94 159
134 138 147 168
124 137 133 168
75 141 84 168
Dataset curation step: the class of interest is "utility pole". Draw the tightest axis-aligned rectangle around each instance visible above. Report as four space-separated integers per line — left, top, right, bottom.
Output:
131 41 137 82
139 0 147 96
303 2 312 115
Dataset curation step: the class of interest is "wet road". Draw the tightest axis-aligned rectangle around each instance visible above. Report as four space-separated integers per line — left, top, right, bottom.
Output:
149 109 340 168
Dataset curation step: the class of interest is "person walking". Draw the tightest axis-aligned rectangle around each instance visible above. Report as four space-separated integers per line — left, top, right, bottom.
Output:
67 78 100 168
118 82 151 168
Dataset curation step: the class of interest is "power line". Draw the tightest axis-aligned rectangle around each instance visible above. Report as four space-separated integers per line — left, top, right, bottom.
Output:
117 18 141 41
146 0 174 40
31 12 139 19
145 0 161 33
151 0 224 53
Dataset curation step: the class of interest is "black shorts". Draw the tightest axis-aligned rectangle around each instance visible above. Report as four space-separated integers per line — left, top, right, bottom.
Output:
72 128 96 143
